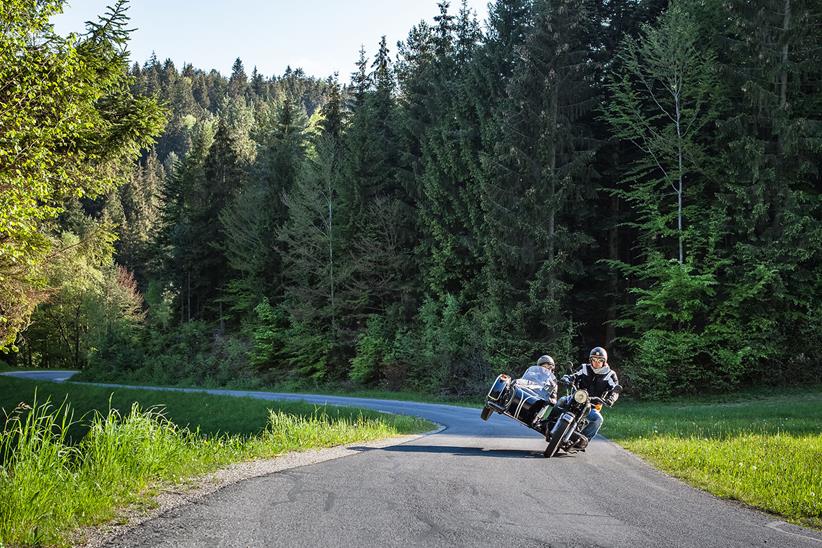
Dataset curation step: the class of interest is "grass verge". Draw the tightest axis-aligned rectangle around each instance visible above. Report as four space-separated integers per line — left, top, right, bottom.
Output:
0 377 433 547
70 369 486 408
602 387 822 529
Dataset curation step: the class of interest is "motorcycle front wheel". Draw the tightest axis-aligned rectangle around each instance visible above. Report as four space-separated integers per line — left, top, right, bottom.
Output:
544 417 572 458
480 406 493 420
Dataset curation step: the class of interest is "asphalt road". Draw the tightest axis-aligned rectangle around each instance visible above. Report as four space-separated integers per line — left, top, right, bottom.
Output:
2 370 820 547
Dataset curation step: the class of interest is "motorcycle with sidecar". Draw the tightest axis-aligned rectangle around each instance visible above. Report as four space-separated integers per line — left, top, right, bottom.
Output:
481 366 621 458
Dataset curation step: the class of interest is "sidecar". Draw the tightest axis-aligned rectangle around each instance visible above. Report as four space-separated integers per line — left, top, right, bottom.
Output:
480 373 550 433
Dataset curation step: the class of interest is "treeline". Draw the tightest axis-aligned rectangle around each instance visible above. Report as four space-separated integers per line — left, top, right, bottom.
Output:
6 0 820 398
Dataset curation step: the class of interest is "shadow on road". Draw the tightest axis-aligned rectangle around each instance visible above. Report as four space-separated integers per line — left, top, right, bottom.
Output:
348 444 560 459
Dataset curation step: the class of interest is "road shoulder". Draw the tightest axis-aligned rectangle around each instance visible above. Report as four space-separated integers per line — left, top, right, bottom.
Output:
75 424 444 548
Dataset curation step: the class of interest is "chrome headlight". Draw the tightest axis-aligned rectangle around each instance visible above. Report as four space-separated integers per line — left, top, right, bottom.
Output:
573 389 589 404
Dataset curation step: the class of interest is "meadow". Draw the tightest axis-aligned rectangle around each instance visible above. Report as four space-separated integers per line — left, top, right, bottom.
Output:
603 387 822 529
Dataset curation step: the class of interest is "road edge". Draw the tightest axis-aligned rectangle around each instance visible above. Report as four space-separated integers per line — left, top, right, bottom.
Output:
75 423 446 548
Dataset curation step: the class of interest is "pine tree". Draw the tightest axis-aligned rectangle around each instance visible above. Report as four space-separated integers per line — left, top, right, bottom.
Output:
177 107 250 322
221 96 309 316
433 0 456 57
416 0 483 301
395 20 436 205
250 66 268 101
228 57 248 98
480 0 599 365
155 118 216 324
575 0 667 350
318 74 345 142
706 0 822 381
278 138 343 347
114 148 165 288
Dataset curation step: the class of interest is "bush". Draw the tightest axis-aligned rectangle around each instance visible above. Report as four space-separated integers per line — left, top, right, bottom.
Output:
249 299 332 384
349 316 390 385
412 295 488 396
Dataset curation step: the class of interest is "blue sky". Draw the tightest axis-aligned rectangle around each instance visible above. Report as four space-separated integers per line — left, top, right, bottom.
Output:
52 1 490 80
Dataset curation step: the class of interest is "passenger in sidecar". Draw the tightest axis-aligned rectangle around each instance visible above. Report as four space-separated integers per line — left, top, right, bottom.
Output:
480 355 558 431
514 355 558 406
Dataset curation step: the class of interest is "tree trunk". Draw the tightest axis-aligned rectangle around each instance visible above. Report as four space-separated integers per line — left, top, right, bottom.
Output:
606 194 619 347
780 0 791 111
547 85 558 301
187 271 191 322
674 87 684 265
777 0 791 158
327 180 336 342
73 306 81 370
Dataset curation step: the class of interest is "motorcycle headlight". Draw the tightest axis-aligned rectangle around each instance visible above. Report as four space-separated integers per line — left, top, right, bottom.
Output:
573 389 589 404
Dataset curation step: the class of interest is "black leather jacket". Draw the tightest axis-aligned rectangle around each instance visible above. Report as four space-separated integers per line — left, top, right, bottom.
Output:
568 363 619 402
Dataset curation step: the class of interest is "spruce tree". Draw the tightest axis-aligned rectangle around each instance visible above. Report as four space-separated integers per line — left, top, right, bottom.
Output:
706 0 822 381
114 148 165 289
221 96 309 316
155 118 216 324
481 0 598 365
319 74 345 143
228 57 248 98
278 138 343 366
416 0 483 302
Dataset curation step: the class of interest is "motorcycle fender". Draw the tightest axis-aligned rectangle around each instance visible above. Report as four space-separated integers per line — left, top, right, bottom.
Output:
560 413 577 443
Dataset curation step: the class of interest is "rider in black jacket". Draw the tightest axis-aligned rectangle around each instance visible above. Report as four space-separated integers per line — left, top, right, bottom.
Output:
549 347 619 450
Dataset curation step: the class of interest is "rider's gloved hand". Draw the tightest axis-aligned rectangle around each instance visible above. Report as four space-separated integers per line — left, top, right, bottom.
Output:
604 394 617 406
560 375 572 385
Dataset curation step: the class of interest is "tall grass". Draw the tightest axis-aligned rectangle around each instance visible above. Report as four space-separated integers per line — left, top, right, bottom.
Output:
0 395 428 547
0 397 79 546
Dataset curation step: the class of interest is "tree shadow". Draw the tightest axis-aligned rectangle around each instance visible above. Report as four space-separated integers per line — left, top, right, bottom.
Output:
348 444 573 459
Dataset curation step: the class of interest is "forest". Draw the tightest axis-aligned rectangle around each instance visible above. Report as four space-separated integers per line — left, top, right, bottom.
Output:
2 0 819 398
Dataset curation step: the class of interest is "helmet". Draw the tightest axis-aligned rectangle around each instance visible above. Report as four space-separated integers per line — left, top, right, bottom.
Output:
589 347 608 363
536 355 555 369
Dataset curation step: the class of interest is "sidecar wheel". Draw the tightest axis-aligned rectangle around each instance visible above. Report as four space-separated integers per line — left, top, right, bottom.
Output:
480 406 493 421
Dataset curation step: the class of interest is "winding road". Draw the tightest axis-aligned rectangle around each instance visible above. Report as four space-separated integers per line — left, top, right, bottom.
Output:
2 370 820 547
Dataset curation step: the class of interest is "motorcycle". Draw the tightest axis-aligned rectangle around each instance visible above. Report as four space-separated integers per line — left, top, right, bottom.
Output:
541 376 622 458
481 367 621 458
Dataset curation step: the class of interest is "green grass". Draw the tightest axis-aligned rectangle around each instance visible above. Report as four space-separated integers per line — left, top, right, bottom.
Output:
602 387 822 529
0 377 433 547
70 370 486 407
0 377 432 440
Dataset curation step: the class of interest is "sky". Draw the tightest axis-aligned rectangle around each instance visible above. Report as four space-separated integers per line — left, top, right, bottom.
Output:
52 0 491 80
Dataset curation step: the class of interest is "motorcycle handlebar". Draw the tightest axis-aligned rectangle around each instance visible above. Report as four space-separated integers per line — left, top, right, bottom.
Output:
562 380 615 406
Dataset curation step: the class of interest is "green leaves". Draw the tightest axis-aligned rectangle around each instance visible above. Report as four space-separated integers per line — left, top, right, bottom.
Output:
0 0 165 350
603 0 719 265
